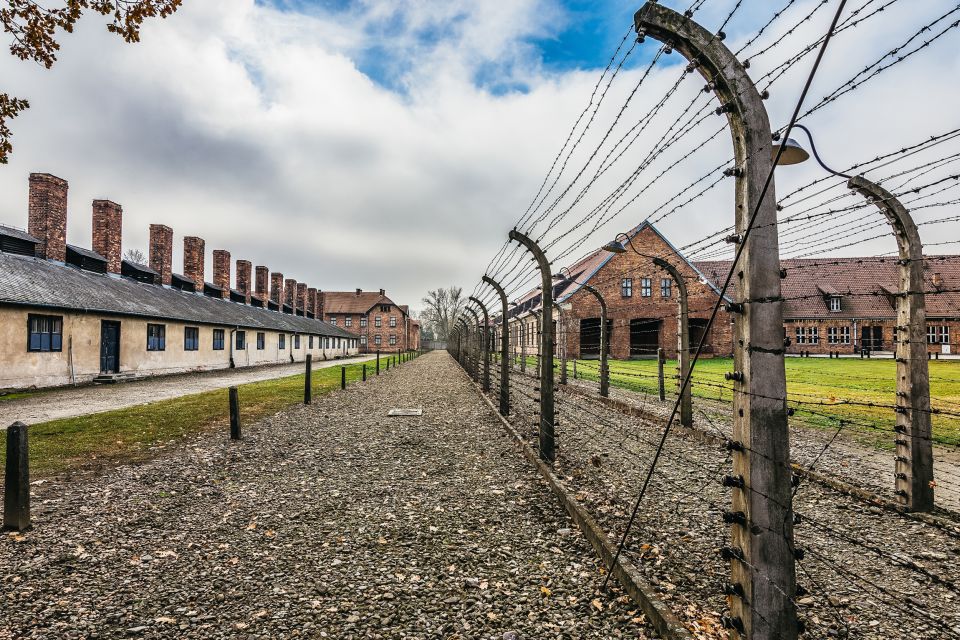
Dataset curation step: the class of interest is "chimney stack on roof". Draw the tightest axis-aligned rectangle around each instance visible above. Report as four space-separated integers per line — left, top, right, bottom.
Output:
149 224 173 285
255 266 269 301
317 291 325 317
355 288 361 296
284 278 297 311
236 259 252 304
307 288 317 318
270 272 284 304
296 283 307 316
183 236 205 288
28 173 68 262
213 249 231 298
379 288 385 296
92 199 122 274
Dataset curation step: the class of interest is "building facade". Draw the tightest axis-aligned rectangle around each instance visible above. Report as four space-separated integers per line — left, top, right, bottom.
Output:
0 173 359 391
322 289 413 353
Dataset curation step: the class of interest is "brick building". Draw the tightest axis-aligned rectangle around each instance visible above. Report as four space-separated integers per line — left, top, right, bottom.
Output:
322 289 413 353
500 221 959 359
0 173 359 391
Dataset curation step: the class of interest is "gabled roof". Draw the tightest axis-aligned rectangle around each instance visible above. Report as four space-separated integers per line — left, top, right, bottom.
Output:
693 255 960 319
0 252 356 338
323 291 402 315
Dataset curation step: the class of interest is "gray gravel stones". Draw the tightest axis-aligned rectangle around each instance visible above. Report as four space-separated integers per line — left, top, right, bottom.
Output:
1 352 653 639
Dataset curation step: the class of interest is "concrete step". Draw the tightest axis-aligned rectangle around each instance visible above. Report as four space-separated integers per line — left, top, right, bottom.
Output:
93 372 138 384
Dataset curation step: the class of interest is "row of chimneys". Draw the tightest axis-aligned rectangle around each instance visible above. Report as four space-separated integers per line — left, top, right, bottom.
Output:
26 173 325 316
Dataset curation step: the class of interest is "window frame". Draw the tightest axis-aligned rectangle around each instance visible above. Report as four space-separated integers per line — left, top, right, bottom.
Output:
360 316 368 328
641 278 652 298
236 330 246 350
374 334 382 345
621 278 633 298
147 323 166 351
345 316 352 328
660 278 672 298
294 334 301 349
829 296 841 313
795 326 806 345
389 316 397 328
389 334 397 345
257 332 266 350
184 326 199 351
213 329 225 351
27 314 63 353
279 334 286 350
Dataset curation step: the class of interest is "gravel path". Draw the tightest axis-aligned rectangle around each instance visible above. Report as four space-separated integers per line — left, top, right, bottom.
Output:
498 364 960 640
1 351 653 640
0 355 375 427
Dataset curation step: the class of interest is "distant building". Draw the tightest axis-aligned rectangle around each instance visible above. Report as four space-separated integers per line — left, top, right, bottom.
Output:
0 173 359 391
321 289 414 353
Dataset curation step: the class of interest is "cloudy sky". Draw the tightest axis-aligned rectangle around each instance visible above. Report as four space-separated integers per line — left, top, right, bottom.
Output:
1 0 958 310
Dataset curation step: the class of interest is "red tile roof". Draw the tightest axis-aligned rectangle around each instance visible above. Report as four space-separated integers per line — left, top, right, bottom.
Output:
323 291 398 315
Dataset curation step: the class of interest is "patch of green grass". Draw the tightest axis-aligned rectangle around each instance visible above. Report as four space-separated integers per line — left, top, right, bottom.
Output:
0 357 396 478
560 356 960 447
0 389 43 403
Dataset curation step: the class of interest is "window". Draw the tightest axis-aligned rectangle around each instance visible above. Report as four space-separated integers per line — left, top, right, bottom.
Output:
184 327 199 351
390 335 397 345
375 316 382 328
361 335 368 345
147 324 166 351
324 337 329 349
829 296 841 313
360 316 368 328
294 335 300 349
928 325 950 344
380 304 390 312
390 316 397 328
661 279 672 298
621 278 633 298
807 327 819 345
309 335 314 349
330 317 337 326
279 334 286 350
27 314 63 352
828 326 851 344
795 326 806 345
641 278 652 297
336 338 341 348
375 334 382 345
236 331 246 350
257 332 265 350
345 316 352 327
213 329 225 350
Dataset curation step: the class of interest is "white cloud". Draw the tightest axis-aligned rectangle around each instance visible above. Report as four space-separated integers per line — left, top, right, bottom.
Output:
0 0 957 309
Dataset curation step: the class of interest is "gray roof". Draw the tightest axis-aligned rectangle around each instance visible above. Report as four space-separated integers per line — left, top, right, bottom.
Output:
66 244 106 262
0 224 39 244
0 252 356 338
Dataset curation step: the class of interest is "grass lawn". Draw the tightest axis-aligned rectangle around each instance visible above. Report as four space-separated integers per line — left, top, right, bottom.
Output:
0 356 404 478
559 356 960 446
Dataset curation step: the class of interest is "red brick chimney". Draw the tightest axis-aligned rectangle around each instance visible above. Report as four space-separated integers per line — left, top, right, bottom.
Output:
270 272 284 304
183 236 204 287
255 266 269 301
92 199 122 273
149 224 173 285
379 288 385 296
318 291 325 317
296 283 307 315
28 173 68 262
213 249 231 298
284 278 297 310
236 260 252 303
307 288 317 317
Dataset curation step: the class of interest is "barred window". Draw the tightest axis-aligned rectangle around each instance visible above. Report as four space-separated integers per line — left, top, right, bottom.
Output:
184 327 199 351
661 278 672 298
641 278 652 297
147 324 166 351
28 314 63 352
621 278 633 298
213 329 225 350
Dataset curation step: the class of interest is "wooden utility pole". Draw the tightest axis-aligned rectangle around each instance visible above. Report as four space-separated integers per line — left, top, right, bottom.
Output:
509 229 556 463
637 3 796 638
654 257 693 427
848 175 934 512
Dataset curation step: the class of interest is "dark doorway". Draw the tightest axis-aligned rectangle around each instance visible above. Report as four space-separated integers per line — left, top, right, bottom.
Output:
630 319 661 358
862 326 884 352
100 320 121 373
579 318 612 359
689 318 711 355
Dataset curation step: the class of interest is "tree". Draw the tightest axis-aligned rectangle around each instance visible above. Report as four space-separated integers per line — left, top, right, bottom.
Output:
123 248 145 264
420 286 466 341
1 1 183 164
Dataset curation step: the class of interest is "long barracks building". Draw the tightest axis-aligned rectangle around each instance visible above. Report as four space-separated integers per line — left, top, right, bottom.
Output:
500 222 960 360
0 173 362 391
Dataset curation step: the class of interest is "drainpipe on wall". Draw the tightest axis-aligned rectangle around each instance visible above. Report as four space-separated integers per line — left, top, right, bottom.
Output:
229 328 237 368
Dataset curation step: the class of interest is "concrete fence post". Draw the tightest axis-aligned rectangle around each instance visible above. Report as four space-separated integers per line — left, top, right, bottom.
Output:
341 366 346 390
469 297 493 393
304 354 313 405
483 275 511 416
229 387 241 440
654 257 693 427
848 175 934 512
582 284 609 398
657 348 666 401
3 422 30 531
637 3 797 638
509 228 556 463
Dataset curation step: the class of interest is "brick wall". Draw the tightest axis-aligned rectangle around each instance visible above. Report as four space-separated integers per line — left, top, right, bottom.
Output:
92 199 122 273
213 250 231 297
296 283 307 315
270 272 284 304
28 173 68 262
284 278 296 310
236 260 252 303
255 266 269 301
149 224 174 286
183 236 205 287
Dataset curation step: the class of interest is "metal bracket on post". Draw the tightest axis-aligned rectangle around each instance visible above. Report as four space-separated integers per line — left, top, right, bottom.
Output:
581 284 609 398
848 175 934 512
469 297 492 393
509 228 556 463
636 3 796 638
654 257 693 427
483 275 511 416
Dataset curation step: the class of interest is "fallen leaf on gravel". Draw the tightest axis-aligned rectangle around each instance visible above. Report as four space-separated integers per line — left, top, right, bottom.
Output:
591 599 604 611
265 530 276 538
154 617 176 625
245 522 257 530
540 586 552 597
